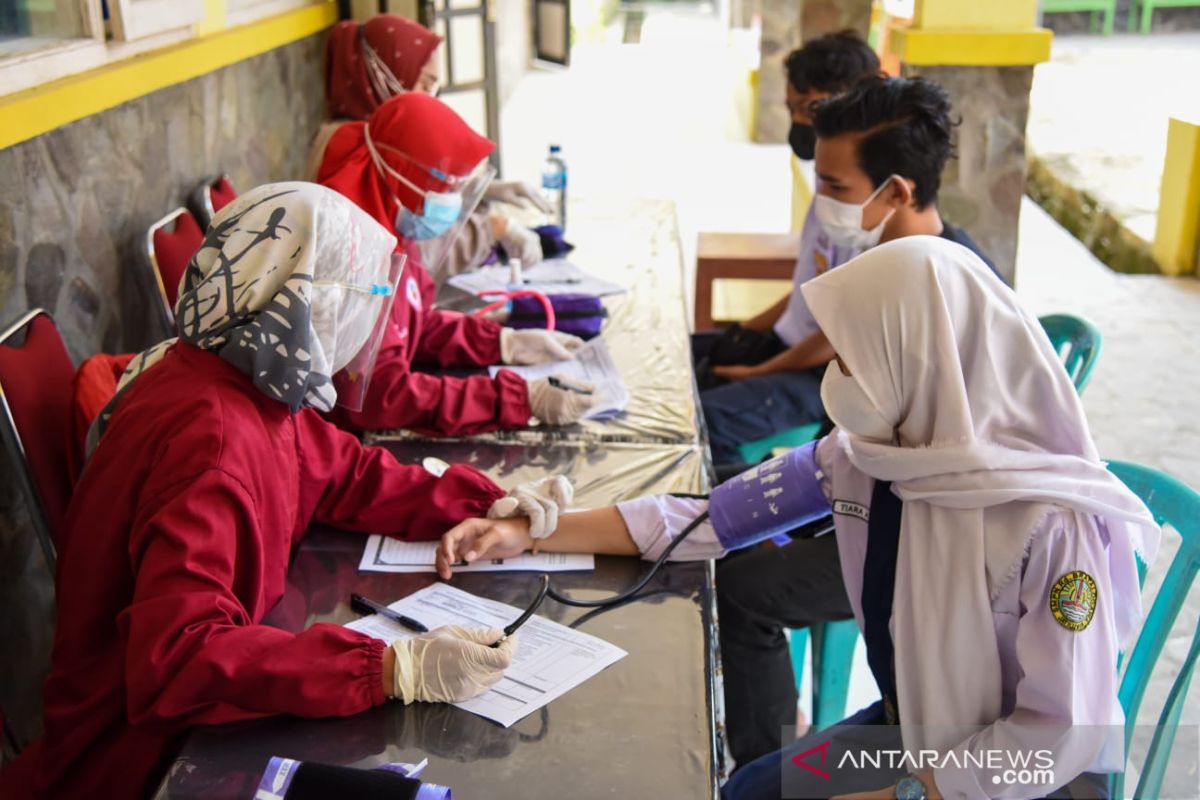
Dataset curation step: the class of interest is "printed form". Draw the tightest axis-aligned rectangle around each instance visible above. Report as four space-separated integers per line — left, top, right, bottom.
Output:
345 583 627 727
358 535 594 573
488 337 630 419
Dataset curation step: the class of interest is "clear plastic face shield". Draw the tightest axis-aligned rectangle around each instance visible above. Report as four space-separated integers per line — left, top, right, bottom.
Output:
312 250 405 414
363 126 496 275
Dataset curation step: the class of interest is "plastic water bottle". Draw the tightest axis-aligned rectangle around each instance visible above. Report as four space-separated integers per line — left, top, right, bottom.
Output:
541 144 567 231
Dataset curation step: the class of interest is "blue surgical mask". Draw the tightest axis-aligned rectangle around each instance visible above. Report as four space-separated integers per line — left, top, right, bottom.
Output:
395 190 462 240
365 123 464 241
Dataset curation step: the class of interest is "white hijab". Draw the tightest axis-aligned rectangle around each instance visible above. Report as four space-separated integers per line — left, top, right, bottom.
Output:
801 235 1159 751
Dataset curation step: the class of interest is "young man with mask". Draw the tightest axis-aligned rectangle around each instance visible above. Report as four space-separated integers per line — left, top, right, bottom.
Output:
703 74 995 467
696 31 879 466
709 74 999 770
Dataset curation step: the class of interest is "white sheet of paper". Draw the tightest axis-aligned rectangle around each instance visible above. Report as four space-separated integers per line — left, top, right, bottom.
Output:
358 535 594 573
447 259 627 297
345 583 627 727
488 336 629 420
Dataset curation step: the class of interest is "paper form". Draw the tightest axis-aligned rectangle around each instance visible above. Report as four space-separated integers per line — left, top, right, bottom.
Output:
358 535 594 573
345 583 627 727
488 337 630 420
447 259 627 297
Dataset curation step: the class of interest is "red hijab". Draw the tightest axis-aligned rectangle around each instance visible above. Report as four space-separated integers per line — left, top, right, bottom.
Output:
325 15 443 120
316 93 494 233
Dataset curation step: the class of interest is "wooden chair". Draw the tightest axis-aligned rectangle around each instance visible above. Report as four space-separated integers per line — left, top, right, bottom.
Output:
694 232 799 331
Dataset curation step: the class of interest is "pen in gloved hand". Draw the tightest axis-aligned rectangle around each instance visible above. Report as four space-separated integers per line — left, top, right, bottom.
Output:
350 593 430 633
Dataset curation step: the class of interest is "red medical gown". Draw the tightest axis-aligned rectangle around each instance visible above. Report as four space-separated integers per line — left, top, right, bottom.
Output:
2 343 504 798
330 252 531 435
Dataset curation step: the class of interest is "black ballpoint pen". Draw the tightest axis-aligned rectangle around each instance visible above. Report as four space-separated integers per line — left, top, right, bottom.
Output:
350 593 429 633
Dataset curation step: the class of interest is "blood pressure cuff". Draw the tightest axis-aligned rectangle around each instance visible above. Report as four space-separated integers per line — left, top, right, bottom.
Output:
707 440 830 551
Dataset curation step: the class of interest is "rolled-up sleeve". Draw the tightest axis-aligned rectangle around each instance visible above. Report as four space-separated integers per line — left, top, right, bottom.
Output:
615 495 724 562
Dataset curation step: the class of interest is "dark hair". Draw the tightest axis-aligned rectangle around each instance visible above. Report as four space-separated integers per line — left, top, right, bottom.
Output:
784 31 880 95
812 76 956 209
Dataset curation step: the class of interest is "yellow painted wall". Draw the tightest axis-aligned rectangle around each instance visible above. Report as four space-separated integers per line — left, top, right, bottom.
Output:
913 0 1037 30
1153 117 1200 275
0 1 337 151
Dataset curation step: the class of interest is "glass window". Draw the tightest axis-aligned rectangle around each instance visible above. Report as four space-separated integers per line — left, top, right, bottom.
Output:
0 0 89 59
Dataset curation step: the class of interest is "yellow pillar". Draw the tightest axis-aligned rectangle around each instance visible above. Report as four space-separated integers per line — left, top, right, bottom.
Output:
886 0 1052 285
1153 116 1200 276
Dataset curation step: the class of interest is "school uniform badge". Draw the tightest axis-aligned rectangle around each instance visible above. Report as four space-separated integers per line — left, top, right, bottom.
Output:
1049 570 1098 631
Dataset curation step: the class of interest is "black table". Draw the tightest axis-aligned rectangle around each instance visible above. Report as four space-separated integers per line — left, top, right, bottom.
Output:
154 531 720 799
155 431 722 799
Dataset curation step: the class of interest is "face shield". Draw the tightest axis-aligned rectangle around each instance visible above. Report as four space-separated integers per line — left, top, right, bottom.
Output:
308 204 405 412
364 125 496 276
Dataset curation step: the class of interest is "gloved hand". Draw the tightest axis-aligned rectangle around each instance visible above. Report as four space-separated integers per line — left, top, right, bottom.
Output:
484 180 553 213
527 375 596 425
488 475 574 542
500 328 584 365
391 625 517 705
498 221 544 267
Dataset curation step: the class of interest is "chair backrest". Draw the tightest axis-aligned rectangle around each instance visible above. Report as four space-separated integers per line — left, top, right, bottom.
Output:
146 207 204 329
1135 616 1200 798
0 309 75 563
187 174 238 229
1037 313 1102 392
1105 460 1200 795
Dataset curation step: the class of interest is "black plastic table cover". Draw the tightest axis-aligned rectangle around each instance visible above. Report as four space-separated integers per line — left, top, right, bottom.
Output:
153 538 720 800
374 197 706 448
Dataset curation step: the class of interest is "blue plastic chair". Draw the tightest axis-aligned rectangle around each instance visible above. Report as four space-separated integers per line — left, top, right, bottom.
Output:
1038 313 1102 393
785 313 1105 729
1105 460 1200 798
737 421 823 464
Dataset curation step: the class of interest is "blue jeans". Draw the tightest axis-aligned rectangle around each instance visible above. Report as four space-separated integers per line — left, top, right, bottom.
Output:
701 368 826 465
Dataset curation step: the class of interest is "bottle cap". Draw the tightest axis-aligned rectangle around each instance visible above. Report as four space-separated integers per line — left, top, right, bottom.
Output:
549 144 561 153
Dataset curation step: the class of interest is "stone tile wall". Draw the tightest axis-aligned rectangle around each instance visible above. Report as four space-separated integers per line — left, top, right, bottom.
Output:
905 64 1033 285
0 32 329 363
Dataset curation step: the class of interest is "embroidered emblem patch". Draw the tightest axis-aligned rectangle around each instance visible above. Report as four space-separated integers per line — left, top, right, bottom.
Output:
832 499 869 523
1049 570 1098 632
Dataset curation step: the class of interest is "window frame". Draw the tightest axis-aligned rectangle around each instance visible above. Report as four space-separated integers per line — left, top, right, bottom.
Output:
0 0 326 99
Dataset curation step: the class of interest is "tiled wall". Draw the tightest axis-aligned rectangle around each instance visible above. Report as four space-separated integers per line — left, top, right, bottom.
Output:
0 32 329 363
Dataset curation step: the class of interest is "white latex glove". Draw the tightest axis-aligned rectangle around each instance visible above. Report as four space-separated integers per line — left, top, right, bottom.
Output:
498 222 544 267
484 180 553 213
391 625 517 705
488 475 574 541
527 374 596 425
500 328 584 365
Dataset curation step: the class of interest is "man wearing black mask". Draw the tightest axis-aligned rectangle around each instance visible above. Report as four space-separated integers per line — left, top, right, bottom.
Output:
696 31 881 467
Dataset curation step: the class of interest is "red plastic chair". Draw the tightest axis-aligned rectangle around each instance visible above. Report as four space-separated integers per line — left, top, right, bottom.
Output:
188 174 238 229
0 309 75 564
146 207 204 329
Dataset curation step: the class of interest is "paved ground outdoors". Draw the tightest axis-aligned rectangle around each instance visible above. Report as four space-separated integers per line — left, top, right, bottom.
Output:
498 3 1199 783
1028 32 1200 245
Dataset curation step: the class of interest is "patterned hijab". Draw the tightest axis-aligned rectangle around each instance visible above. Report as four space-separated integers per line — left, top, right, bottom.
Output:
90 183 397 446
325 15 443 120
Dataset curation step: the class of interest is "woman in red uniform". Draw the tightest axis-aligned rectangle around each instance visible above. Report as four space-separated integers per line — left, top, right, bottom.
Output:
318 92 593 435
310 13 551 275
1 183 518 799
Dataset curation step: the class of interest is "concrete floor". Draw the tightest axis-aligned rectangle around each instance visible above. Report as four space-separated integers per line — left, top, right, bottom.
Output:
497 3 1199 788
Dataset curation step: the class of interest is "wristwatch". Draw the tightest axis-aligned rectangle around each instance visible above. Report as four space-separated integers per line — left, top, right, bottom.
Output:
895 774 928 800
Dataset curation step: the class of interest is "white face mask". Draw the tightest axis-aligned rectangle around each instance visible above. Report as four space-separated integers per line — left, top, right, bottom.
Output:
813 174 899 250
820 361 894 442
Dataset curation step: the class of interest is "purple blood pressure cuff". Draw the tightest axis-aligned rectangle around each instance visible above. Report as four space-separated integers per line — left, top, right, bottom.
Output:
707 440 831 551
